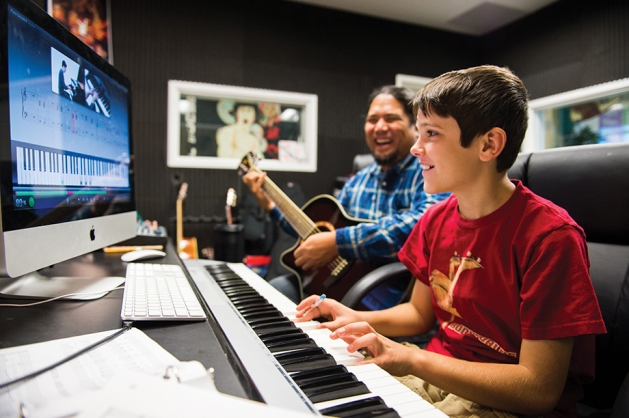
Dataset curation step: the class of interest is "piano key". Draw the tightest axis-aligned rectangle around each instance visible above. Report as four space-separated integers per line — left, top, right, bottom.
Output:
186 259 446 417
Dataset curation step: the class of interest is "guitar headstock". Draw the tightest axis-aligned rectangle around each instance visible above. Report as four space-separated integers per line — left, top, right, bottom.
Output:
177 182 189 202
226 188 237 207
237 152 260 176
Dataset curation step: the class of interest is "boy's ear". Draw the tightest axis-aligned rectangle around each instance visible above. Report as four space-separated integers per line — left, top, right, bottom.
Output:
479 127 507 163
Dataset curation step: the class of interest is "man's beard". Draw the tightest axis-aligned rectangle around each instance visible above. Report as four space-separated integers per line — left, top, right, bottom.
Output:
373 151 400 167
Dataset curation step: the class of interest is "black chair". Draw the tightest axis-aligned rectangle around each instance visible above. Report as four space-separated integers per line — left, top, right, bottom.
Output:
508 143 629 417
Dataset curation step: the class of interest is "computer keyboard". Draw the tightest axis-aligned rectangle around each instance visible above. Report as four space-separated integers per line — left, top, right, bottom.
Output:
121 263 207 321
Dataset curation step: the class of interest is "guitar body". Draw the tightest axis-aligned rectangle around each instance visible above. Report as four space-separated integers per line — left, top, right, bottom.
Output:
279 195 383 301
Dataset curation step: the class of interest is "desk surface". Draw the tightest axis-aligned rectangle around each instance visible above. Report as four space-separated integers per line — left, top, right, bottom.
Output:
0 239 257 401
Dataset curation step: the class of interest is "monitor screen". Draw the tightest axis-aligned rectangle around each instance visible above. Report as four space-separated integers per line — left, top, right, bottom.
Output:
0 0 136 293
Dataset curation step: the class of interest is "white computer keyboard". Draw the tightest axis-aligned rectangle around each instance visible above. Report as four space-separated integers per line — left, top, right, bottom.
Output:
121 263 207 321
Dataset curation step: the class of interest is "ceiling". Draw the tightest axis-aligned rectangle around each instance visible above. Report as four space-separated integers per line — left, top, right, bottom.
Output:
283 0 561 36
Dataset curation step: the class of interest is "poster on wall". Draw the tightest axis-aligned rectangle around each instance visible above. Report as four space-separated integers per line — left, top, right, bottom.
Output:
167 80 318 172
48 0 113 64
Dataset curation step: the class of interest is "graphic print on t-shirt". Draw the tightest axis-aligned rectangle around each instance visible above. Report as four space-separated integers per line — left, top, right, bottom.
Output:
430 251 483 320
430 250 517 358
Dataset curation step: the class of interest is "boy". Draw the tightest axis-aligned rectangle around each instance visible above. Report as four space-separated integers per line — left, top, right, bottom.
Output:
295 65 606 417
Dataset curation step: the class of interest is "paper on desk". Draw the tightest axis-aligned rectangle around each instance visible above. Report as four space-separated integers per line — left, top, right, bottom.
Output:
0 328 213 418
75 371 316 418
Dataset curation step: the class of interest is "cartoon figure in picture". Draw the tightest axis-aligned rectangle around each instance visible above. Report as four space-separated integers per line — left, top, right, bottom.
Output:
430 251 483 323
216 101 267 158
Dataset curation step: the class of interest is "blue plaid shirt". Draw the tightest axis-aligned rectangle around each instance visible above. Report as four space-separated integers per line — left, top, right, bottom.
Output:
270 154 449 263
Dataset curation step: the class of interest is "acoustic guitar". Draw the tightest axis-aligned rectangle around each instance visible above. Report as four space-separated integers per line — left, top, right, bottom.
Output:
176 182 199 260
238 153 382 301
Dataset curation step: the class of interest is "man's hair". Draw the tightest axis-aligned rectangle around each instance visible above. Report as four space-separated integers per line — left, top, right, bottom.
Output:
367 85 416 125
61 60 67 68
412 65 529 172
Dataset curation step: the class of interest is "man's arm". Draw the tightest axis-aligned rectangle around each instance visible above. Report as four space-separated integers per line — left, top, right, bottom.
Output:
336 179 448 263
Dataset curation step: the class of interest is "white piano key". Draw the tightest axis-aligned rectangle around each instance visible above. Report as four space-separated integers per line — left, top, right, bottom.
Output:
187 260 446 417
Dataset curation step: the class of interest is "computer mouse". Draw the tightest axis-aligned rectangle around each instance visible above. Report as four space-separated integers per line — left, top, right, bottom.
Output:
121 249 167 262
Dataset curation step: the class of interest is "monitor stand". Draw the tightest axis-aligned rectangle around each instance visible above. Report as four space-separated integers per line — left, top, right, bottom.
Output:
0 272 125 301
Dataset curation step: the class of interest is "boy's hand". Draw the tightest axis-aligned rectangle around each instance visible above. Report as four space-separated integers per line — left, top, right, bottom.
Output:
294 295 361 330
330 322 416 377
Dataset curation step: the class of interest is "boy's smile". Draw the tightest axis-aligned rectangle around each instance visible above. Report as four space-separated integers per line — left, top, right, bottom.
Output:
412 111 473 195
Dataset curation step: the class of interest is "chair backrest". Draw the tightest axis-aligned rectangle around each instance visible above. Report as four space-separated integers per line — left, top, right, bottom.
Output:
508 143 629 410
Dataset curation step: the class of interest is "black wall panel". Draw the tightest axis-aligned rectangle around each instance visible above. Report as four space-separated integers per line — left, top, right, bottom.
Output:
33 0 625 252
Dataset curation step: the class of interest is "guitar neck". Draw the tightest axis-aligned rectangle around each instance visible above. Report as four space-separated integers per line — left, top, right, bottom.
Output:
176 199 183 249
252 168 316 239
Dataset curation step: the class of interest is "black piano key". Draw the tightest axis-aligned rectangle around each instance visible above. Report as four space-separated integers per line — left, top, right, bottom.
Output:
304 380 371 403
265 338 318 353
319 396 401 418
252 322 297 334
246 316 293 327
278 354 337 372
237 305 278 315
241 310 284 320
293 370 356 389
260 332 310 345
290 364 350 383
256 328 305 339
208 263 403 416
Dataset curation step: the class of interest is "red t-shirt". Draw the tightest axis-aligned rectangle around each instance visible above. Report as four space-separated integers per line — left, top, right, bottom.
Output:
398 180 606 417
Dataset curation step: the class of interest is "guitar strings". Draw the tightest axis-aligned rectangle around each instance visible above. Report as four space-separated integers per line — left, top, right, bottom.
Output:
252 166 346 272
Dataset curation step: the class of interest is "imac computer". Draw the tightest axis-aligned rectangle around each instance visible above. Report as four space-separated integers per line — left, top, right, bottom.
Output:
0 0 136 298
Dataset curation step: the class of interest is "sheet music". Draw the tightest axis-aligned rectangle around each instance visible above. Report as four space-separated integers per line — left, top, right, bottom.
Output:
0 328 207 418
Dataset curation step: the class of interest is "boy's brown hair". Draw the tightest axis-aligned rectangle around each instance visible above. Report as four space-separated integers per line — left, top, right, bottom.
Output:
412 65 529 172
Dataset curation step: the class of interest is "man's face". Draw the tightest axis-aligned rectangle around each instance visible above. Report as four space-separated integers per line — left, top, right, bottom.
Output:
364 94 416 171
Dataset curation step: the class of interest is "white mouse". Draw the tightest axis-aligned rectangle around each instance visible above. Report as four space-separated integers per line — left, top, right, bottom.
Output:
121 249 167 262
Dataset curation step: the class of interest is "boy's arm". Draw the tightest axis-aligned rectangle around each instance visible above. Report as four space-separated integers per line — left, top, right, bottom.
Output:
405 337 573 415
401 281 573 414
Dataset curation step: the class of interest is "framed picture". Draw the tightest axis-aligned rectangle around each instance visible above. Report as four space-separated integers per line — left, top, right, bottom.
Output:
522 77 629 153
395 74 432 94
48 0 113 64
167 81 318 172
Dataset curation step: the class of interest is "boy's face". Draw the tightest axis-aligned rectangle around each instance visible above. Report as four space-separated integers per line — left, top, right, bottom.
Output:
412 111 479 195
364 94 417 171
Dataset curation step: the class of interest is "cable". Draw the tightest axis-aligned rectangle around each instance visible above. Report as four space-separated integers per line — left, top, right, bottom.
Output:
0 321 134 390
0 286 124 307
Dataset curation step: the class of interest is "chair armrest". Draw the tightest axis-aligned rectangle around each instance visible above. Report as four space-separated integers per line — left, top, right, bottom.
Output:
340 262 413 309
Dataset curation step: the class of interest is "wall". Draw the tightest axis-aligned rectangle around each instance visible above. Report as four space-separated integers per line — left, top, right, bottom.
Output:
482 0 629 100
33 0 629 252
107 0 478 246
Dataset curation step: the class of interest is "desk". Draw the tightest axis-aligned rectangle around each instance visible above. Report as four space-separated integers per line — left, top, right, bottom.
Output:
0 239 258 402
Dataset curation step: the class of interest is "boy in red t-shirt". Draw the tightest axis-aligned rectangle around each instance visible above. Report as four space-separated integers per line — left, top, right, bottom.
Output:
295 65 606 417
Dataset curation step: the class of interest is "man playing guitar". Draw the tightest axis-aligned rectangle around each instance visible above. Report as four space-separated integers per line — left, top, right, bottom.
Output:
242 85 449 309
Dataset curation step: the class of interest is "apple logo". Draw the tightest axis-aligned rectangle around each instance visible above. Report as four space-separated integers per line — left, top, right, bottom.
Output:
89 226 96 241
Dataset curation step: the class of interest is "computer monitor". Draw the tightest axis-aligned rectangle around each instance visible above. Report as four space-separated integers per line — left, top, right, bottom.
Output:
0 0 136 298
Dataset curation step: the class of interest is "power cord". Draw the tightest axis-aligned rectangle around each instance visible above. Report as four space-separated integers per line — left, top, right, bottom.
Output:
0 286 124 307
0 321 134 390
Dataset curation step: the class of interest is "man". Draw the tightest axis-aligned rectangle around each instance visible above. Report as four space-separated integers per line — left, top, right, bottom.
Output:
242 85 448 309
295 66 606 417
58 60 70 99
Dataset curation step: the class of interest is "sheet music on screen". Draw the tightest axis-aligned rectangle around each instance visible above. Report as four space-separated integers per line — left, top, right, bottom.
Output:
6 4 131 217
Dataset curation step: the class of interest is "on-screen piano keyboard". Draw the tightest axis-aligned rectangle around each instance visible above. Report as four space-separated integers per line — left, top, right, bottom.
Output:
184 259 446 418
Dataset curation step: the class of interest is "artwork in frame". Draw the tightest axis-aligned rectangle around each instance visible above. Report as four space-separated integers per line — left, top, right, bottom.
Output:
167 80 318 172
48 0 113 64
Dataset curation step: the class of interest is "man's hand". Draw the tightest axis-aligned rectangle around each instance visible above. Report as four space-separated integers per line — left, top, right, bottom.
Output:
293 231 338 271
241 171 275 211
